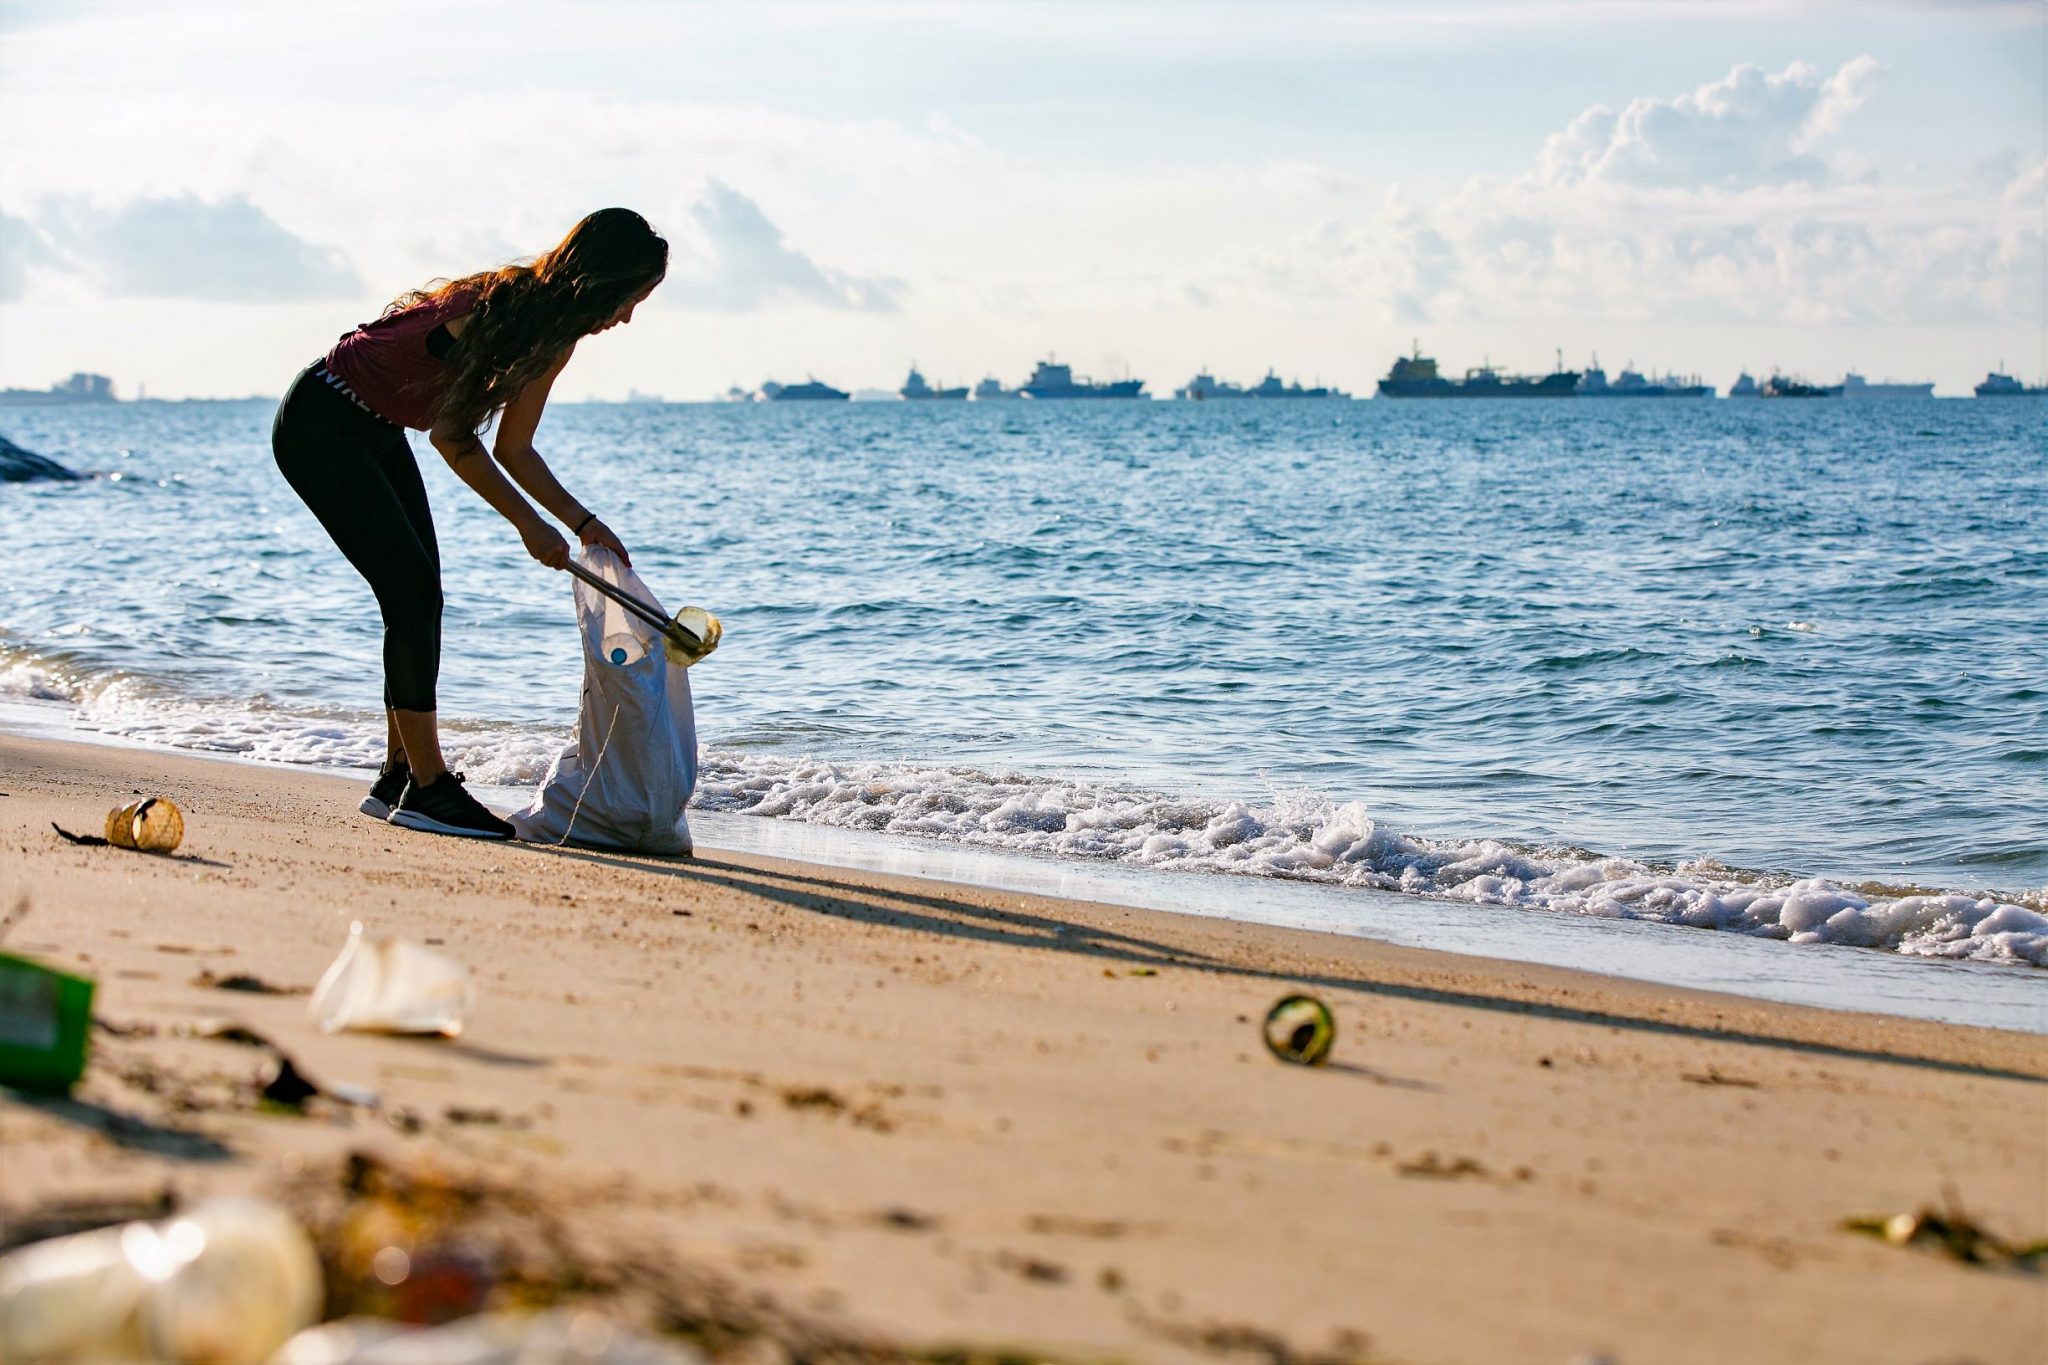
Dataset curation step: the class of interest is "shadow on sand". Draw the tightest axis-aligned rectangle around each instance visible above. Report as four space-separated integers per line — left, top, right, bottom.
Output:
3 1088 234 1162
516 845 2048 1088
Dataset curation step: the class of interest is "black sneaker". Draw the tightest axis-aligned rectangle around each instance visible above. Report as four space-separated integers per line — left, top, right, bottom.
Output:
359 761 411 821
389 772 514 840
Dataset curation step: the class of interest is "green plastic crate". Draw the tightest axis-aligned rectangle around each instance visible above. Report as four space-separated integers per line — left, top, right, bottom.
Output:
0 953 95 1094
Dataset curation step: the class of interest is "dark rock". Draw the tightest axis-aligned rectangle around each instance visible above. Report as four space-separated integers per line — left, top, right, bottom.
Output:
1 434 86 483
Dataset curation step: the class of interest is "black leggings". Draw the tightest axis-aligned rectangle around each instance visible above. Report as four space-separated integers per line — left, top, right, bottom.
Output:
271 364 442 712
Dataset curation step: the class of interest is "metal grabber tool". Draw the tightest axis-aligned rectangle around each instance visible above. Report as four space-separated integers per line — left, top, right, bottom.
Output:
563 560 723 667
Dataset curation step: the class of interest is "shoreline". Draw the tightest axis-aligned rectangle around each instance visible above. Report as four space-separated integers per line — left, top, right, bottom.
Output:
4 693 2043 1034
3 731 2046 1362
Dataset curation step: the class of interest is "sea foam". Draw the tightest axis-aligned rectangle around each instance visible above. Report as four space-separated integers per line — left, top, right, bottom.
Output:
7 643 2042 970
696 753 2048 969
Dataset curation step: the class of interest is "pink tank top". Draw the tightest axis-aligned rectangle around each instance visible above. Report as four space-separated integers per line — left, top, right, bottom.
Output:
323 289 477 431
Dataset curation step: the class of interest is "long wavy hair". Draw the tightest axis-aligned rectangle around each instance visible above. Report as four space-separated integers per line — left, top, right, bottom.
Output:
391 208 668 433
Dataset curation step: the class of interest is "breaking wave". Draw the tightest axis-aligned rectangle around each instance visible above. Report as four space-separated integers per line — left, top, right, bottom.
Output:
7 640 2043 970
696 754 2048 970
0 643 561 787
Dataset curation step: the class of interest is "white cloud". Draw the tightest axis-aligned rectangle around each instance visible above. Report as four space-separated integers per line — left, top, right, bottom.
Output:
1199 57 2038 332
665 180 906 313
16 194 363 302
1537 57 1880 190
0 210 64 300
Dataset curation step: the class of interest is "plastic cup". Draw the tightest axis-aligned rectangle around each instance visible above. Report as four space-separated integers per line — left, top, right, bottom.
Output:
104 797 183 853
661 607 721 666
310 923 473 1037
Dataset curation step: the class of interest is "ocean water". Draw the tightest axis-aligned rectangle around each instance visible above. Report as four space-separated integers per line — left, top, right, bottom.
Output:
3 396 2045 1020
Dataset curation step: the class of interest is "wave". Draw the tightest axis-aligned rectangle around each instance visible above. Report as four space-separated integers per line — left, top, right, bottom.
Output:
0 643 560 786
694 755 2048 970
7 641 2043 970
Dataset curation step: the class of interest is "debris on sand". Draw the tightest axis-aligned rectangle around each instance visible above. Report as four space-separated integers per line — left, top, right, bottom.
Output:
52 797 186 854
271 1310 702 1364
312 923 473 1038
106 798 184 853
1395 1152 1489 1181
0 1198 322 1362
195 969 308 996
1843 1193 2048 1270
0 951 94 1094
1262 994 1335 1067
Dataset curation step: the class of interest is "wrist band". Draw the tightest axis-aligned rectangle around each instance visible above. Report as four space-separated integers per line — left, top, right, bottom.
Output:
573 512 597 536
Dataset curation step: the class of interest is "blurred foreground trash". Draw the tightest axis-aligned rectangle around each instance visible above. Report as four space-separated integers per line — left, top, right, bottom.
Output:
106 797 185 853
1842 1197 2048 1269
0 1198 322 1363
1262 994 1336 1066
0 953 94 1093
312 923 473 1037
270 1310 704 1364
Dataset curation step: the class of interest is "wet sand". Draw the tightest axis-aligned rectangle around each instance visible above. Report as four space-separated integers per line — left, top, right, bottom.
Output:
2 732 2044 1363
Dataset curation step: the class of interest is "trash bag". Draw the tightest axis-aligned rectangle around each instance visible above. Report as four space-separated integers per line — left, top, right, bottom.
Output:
511 547 697 854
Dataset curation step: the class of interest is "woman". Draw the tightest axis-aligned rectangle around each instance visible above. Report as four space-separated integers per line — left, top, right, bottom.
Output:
271 208 667 839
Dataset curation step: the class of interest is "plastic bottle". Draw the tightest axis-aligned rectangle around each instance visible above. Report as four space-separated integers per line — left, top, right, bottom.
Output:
0 1198 322 1363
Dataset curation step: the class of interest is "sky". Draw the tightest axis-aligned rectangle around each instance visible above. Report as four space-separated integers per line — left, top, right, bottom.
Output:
0 0 2041 399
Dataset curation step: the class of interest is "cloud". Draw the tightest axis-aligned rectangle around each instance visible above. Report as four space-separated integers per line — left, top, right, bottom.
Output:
0 210 65 300
1537 57 1880 190
1206 56 2037 330
40 194 362 301
664 180 906 313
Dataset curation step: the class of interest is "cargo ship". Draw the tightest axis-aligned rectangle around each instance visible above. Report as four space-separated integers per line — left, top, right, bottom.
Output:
1577 362 1710 397
1839 373 1934 399
1247 370 1346 399
760 378 849 402
1976 370 2047 397
1761 374 1837 398
1018 359 1146 399
899 367 967 400
972 377 1019 401
1177 370 1347 399
1376 345 1577 398
1176 371 1244 400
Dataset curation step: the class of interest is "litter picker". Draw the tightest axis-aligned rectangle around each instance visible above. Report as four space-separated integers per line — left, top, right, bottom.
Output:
563 561 722 667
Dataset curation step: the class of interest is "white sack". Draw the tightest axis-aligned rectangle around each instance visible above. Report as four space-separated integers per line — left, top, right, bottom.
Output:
511 547 697 854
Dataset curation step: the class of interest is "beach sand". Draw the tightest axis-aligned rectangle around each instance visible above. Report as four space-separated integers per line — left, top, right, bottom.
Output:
2 732 2043 1363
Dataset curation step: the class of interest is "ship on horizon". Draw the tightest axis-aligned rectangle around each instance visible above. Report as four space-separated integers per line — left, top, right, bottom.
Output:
1975 369 2047 397
1177 369 1348 399
1018 358 1145 399
760 378 849 402
1577 361 1710 398
1761 374 1837 398
1728 373 1761 398
1377 345 1578 399
900 367 968 401
972 376 1019 401
1839 373 1934 399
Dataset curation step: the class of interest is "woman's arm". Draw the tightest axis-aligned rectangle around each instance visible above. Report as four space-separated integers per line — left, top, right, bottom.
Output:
427 422 569 569
491 346 632 565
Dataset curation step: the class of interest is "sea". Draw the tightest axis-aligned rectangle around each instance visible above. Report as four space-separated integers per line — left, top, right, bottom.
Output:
3 396 2044 1032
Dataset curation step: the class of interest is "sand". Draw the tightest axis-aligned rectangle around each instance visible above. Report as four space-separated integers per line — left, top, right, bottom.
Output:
2 732 2044 1363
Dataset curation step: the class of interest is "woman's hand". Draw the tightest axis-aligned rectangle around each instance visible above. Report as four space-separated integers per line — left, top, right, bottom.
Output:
521 519 571 570
577 516 631 567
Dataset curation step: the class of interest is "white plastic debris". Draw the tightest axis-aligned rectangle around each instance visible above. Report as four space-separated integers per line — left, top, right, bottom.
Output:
269 1310 705 1364
0 1198 322 1364
310 922 473 1037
